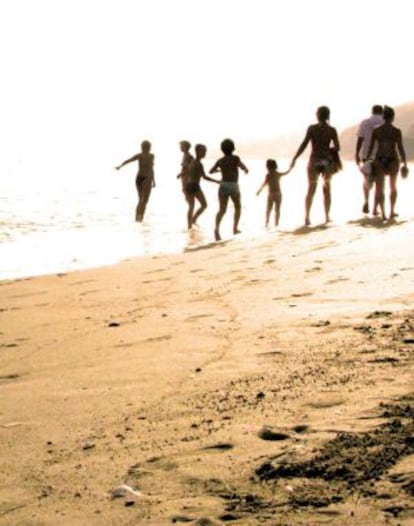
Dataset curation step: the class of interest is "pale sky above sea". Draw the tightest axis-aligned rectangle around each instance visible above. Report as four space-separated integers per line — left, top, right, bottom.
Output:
0 0 412 178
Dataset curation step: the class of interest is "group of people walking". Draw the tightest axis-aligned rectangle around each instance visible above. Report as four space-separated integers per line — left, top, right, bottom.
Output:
115 104 408 239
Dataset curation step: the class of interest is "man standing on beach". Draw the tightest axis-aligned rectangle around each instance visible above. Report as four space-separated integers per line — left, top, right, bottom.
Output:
355 105 383 214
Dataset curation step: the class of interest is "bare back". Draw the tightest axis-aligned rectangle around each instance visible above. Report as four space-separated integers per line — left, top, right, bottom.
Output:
210 155 246 183
307 123 339 161
373 123 403 160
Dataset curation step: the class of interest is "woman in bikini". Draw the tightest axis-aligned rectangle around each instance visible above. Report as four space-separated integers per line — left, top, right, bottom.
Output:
115 140 155 222
290 106 341 226
367 106 407 220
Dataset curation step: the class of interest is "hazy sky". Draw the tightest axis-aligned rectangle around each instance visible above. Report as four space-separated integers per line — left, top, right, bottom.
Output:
0 0 412 168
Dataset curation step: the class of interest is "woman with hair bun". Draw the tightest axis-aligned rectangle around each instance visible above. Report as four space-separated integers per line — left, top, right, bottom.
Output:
290 106 341 226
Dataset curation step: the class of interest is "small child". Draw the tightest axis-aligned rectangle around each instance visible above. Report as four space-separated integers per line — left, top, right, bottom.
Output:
256 159 290 227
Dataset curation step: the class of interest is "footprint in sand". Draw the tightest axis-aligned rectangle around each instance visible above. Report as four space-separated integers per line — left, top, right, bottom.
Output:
201 443 234 451
230 275 246 283
368 356 400 364
69 279 96 287
308 397 345 409
305 266 322 273
258 351 285 357
185 314 213 322
114 342 135 348
292 424 309 434
311 320 331 328
11 290 48 299
257 427 290 441
144 335 172 343
326 277 350 284
291 292 313 298
0 373 20 382
144 268 167 275
143 277 170 284
366 310 392 319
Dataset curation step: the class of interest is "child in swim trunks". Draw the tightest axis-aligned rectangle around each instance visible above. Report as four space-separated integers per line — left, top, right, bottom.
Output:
209 138 249 241
185 144 220 230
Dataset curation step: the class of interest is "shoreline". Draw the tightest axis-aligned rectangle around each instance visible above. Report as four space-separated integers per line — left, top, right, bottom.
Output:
2 210 413 284
1 217 413 524
2 160 413 283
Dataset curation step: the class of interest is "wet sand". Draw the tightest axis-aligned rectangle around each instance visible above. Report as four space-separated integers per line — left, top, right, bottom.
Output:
1 217 413 525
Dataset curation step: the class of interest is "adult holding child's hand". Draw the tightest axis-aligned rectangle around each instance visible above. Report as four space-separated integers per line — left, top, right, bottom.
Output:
290 106 340 226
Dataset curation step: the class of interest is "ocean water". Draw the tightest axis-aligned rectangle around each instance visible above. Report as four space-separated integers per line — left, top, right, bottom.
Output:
1 158 413 281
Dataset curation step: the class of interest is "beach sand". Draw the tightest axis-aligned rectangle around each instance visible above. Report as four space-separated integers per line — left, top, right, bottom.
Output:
1 217 414 525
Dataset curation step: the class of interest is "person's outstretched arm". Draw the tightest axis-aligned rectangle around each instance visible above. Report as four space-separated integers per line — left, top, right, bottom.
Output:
115 154 138 170
256 174 269 195
278 168 291 176
290 127 311 168
202 174 220 183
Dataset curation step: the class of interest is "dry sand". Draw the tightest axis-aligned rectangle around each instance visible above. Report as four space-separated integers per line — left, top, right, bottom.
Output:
1 217 414 525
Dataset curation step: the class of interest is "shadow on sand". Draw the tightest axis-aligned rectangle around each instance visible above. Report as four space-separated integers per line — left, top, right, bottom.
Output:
292 223 331 235
184 239 231 253
348 216 407 229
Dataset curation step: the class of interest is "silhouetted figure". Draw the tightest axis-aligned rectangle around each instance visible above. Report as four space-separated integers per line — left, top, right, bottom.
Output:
256 159 290 227
209 138 249 241
355 105 383 214
177 140 194 201
116 140 155 222
367 106 407 220
186 144 220 230
290 106 341 226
